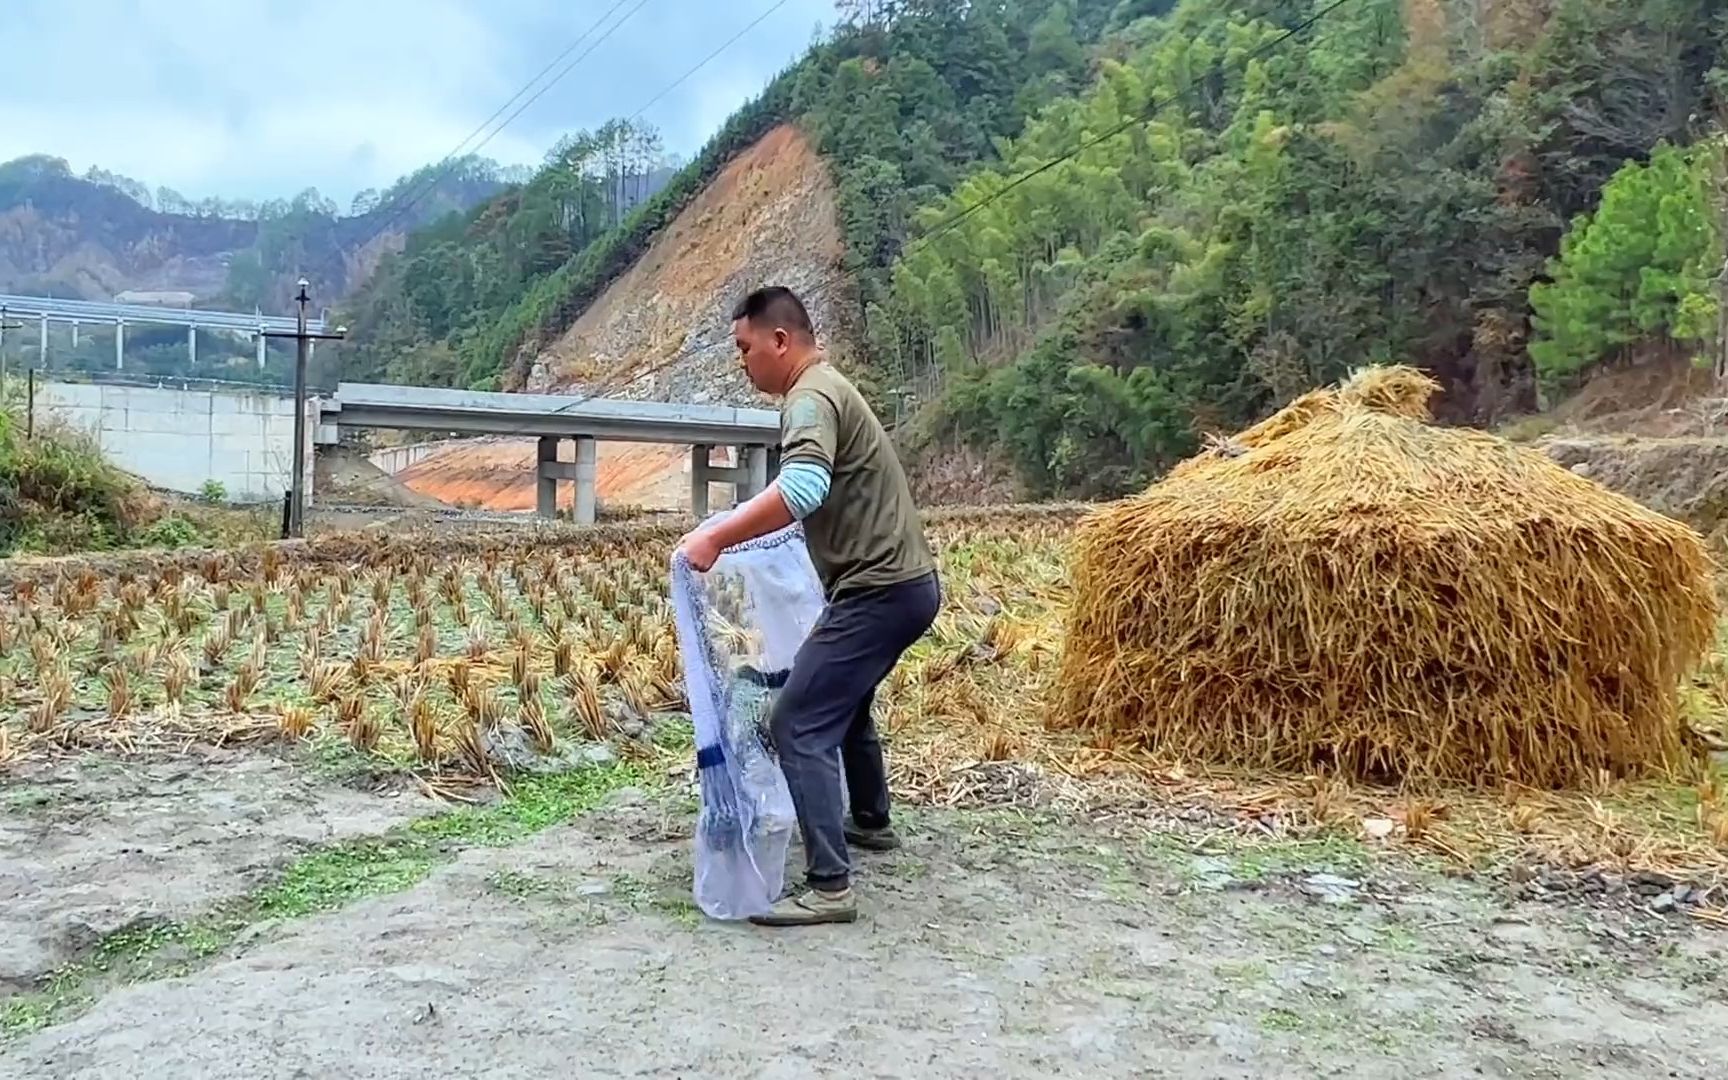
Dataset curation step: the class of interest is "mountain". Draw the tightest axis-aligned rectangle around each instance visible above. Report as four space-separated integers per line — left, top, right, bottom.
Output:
335 1 1123 392
335 0 1727 501
0 153 518 315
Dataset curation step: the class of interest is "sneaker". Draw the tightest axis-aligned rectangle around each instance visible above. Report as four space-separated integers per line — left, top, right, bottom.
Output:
748 887 858 927
845 819 902 852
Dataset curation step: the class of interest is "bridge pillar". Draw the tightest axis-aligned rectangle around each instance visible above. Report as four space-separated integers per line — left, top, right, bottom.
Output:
115 320 124 371
571 436 597 526
188 326 197 371
256 329 266 370
690 444 774 517
39 315 47 371
534 436 598 524
690 444 713 519
738 445 770 501
537 436 560 520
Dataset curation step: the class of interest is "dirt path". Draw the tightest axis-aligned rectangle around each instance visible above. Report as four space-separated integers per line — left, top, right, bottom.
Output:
0 752 437 994
4 789 1724 1079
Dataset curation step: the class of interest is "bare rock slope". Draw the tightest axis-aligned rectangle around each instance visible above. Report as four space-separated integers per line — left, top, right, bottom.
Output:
526 124 851 409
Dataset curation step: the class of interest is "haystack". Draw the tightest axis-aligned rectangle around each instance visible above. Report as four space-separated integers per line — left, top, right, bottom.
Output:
1057 366 1718 788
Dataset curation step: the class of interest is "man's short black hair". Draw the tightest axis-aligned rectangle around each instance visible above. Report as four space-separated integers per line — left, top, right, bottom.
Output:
732 286 814 338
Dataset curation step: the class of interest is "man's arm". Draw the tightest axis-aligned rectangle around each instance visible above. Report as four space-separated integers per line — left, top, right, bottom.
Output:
697 481 796 550
676 390 836 570
676 464 830 571
704 458 832 548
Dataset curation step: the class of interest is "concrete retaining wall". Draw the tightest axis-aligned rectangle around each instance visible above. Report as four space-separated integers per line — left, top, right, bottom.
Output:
367 439 461 476
32 380 313 503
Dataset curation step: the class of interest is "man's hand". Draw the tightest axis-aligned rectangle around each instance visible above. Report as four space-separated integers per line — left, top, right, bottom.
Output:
677 527 725 573
674 484 797 573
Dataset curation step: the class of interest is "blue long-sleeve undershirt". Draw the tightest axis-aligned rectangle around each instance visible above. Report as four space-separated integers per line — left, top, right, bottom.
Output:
777 460 831 520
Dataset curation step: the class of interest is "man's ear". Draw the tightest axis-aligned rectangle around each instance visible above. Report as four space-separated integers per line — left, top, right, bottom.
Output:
774 327 789 351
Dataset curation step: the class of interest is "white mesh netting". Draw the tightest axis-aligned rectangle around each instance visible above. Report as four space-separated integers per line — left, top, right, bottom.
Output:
670 516 827 920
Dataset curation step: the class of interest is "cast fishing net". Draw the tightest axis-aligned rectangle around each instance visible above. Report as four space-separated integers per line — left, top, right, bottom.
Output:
670 516 827 920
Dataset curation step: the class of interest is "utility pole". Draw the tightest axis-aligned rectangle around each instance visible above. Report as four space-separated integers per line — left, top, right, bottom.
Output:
262 279 346 538
1716 250 1727 385
1716 135 1727 387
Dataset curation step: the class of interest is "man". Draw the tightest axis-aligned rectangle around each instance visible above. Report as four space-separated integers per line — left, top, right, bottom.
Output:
677 285 940 927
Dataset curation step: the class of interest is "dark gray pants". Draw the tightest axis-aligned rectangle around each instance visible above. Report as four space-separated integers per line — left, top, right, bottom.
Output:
770 571 940 891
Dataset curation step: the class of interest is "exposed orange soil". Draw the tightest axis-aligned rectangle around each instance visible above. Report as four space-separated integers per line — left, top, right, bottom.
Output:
395 439 695 513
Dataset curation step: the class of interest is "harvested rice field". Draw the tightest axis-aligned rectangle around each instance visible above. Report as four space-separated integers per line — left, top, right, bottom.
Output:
4 506 1728 1078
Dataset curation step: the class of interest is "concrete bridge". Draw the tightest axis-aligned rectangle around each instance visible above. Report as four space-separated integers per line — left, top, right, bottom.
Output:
317 382 781 523
0 292 323 376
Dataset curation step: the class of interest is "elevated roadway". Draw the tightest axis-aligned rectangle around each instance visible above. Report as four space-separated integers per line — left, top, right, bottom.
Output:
317 382 780 523
0 292 324 374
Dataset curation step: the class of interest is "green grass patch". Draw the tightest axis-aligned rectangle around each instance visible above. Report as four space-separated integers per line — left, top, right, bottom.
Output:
252 837 443 919
649 713 694 752
606 870 702 928
0 786 60 812
1213 959 1271 985
0 974 92 1044
484 870 559 900
1225 833 1371 882
411 765 641 845
292 734 405 783
1152 827 1372 888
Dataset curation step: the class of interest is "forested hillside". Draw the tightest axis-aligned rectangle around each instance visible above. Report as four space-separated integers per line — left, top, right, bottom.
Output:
336 118 682 389
335 0 1125 391
0 153 516 316
337 0 1727 500
883 0 1726 495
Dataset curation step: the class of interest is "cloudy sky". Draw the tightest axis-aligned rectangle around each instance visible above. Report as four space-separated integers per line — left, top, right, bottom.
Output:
1 0 837 206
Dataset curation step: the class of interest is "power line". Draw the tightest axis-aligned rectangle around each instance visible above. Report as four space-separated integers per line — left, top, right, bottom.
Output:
356 0 649 249
465 0 656 171
359 0 785 254
554 0 1364 411
627 0 793 124
373 0 1360 443
904 0 1361 252
438 1 641 176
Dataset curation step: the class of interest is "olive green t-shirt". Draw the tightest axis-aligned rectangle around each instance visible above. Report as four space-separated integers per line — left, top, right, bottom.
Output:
779 361 935 598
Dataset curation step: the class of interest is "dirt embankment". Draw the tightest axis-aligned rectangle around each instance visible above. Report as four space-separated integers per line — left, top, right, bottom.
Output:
1509 358 1728 535
1544 436 1728 534
907 439 1024 507
394 125 854 514
1539 354 1721 438
525 124 852 409
314 447 449 510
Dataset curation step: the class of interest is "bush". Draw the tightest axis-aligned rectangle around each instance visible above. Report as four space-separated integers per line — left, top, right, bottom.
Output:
0 408 163 555
137 514 205 550
198 479 228 506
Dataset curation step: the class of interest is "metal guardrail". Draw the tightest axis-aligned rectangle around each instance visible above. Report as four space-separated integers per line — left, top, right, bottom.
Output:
320 382 781 445
28 368 326 396
0 292 324 334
